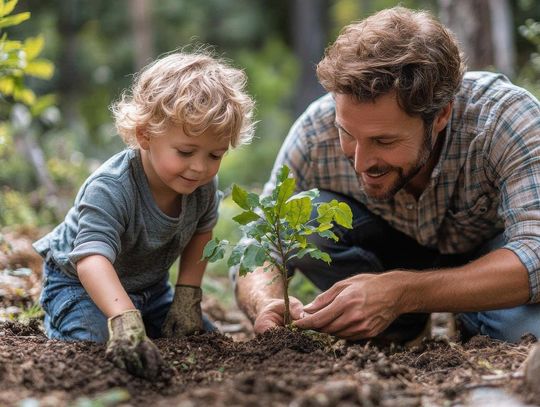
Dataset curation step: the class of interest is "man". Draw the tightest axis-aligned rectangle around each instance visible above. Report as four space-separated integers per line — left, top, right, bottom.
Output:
233 6 540 344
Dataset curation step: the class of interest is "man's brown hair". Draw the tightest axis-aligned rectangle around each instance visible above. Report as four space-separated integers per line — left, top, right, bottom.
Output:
317 6 466 124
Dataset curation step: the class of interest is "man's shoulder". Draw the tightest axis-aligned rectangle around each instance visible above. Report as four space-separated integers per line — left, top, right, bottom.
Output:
297 93 338 143
460 71 530 103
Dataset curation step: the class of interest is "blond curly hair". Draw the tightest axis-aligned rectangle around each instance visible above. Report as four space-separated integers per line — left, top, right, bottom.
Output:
111 50 255 148
317 7 466 124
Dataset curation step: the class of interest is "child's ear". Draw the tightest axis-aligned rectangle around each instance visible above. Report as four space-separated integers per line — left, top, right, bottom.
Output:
136 126 150 150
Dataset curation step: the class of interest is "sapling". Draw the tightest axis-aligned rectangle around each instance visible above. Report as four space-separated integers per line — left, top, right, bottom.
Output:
203 165 353 325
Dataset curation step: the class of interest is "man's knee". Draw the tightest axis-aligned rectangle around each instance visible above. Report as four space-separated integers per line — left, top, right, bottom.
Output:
458 303 540 343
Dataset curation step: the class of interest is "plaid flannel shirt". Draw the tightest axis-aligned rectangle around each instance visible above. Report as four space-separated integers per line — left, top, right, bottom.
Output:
263 72 540 302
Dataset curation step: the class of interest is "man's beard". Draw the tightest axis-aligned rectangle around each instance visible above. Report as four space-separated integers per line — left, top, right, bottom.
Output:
360 124 435 202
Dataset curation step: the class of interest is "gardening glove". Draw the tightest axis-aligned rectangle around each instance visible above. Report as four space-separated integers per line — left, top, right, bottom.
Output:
162 284 203 337
106 309 164 380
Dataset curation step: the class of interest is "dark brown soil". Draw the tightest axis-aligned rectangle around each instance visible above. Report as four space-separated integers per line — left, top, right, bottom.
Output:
0 320 537 407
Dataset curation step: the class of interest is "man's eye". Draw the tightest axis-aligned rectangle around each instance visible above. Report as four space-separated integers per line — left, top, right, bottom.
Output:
374 139 395 146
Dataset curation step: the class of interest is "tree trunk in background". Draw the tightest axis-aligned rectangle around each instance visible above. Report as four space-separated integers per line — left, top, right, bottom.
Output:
489 0 516 78
129 0 154 70
438 0 515 78
292 0 329 117
57 0 82 127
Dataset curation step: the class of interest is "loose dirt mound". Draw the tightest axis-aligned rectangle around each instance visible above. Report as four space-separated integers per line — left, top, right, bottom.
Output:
0 321 536 406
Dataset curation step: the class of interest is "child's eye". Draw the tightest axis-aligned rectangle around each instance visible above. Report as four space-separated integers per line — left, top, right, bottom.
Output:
210 154 223 160
177 150 193 157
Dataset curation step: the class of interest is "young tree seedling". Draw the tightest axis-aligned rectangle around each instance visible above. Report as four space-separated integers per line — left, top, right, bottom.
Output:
203 165 353 325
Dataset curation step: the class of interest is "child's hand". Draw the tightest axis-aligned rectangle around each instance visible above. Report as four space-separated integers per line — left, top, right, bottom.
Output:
162 285 203 337
106 309 164 380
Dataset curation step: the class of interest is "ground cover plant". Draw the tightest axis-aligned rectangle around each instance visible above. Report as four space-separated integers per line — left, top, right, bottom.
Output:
203 164 353 324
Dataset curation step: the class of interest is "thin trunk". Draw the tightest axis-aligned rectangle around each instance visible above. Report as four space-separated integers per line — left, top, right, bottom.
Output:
291 0 329 117
489 0 516 78
438 0 515 76
129 0 154 70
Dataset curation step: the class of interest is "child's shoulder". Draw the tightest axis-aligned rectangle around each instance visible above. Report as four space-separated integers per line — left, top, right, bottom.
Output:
77 149 139 199
89 149 137 181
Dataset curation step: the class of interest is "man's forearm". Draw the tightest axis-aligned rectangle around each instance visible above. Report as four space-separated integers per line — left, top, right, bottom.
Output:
397 248 530 314
235 262 284 323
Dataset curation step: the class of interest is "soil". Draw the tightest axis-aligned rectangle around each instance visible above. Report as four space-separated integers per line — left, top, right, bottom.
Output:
0 320 537 407
1 228 539 406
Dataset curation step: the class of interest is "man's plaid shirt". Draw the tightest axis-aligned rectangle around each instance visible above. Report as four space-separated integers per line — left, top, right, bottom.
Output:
263 72 540 302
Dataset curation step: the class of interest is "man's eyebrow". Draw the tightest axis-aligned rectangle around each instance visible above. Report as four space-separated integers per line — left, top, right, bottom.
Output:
334 121 353 137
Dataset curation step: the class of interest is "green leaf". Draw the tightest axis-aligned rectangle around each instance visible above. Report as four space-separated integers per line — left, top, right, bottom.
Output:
242 244 267 270
276 178 295 216
307 249 331 264
276 164 290 183
1 1 18 18
289 188 319 200
0 12 30 29
13 86 34 105
231 184 250 210
315 222 333 232
246 192 260 208
30 94 56 116
261 205 275 224
284 196 311 228
202 238 228 262
243 221 271 241
233 210 260 225
0 76 14 95
227 244 246 267
238 262 251 277
23 35 44 60
23 59 54 79
318 229 339 242
316 202 334 224
335 202 353 229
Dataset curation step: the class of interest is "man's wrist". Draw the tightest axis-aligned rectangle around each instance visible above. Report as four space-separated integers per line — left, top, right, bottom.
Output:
383 270 417 314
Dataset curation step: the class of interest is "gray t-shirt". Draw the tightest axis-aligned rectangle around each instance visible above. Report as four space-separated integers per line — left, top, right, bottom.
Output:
33 148 220 292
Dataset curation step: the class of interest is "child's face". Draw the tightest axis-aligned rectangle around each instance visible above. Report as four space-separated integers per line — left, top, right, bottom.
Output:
138 124 229 197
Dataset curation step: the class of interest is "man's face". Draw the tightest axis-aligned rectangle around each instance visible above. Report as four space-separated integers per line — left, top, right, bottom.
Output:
335 92 437 201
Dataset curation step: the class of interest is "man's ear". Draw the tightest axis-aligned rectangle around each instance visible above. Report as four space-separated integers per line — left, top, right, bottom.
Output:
136 126 150 150
433 101 453 134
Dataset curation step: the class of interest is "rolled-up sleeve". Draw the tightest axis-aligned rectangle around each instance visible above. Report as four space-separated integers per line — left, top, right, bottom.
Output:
486 91 540 302
68 177 128 266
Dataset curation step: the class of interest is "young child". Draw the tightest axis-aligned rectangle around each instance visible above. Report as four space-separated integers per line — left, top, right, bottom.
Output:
33 50 255 379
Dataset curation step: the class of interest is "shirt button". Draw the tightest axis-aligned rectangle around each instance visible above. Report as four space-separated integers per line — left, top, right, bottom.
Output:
406 204 415 210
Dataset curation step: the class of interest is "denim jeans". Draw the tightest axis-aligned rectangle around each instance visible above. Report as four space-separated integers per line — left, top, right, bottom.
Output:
286 190 540 343
40 260 215 343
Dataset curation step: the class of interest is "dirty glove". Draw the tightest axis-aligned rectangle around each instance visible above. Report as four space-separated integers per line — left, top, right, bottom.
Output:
162 284 203 337
106 309 164 380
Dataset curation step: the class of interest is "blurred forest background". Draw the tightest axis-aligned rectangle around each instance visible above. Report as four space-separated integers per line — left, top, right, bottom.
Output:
1 0 540 305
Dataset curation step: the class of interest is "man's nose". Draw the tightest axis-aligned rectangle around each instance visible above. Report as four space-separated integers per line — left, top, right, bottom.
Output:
352 142 375 173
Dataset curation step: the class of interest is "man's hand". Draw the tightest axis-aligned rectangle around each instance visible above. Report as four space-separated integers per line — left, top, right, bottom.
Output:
253 296 304 333
162 285 203 337
106 309 164 380
294 273 402 340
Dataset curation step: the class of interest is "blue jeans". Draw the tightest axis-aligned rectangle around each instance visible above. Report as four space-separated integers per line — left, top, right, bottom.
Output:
286 190 540 343
40 260 215 343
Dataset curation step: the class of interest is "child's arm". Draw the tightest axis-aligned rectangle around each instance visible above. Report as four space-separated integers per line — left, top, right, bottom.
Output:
176 230 213 286
77 254 164 379
162 231 213 337
76 254 136 317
